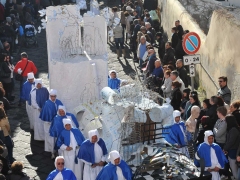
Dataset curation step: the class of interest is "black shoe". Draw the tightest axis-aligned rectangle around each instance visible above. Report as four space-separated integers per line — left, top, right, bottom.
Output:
18 102 22 107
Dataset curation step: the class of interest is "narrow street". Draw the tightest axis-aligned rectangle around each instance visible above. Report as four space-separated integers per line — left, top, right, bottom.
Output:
8 1 139 179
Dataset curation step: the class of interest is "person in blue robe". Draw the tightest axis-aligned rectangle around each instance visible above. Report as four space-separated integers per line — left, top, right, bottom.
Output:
39 89 63 158
47 156 77 180
195 130 228 180
78 129 108 180
49 105 79 139
39 89 63 123
55 118 85 179
29 78 49 141
21 72 35 129
21 72 35 104
165 110 189 157
29 79 49 109
108 70 121 90
96 150 132 180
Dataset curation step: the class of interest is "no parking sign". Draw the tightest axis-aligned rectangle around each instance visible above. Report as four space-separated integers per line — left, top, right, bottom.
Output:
182 32 201 90
182 32 201 55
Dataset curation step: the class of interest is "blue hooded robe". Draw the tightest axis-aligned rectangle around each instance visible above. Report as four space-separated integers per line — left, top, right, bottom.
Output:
28 87 49 108
39 99 63 122
108 77 121 90
55 128 85 150
96 160 133 180
194 142 228 168
78 138 108 164
46 168 76 180
21 81 35 101
165 121 187 147
49 113 79 138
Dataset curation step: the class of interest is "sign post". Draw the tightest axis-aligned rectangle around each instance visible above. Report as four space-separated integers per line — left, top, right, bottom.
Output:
182 32 201 91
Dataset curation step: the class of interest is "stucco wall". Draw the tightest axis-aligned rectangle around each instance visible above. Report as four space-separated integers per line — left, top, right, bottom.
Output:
159 0 240 101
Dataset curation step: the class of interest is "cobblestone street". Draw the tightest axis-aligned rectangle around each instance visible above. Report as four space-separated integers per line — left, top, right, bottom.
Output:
8 1 140 179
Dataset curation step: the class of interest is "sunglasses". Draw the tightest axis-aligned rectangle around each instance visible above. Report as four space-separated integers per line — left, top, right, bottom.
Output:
57 162 64 165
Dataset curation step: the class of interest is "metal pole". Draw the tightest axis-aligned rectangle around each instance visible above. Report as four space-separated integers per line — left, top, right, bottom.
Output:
189 64 195 91
191 77 194 91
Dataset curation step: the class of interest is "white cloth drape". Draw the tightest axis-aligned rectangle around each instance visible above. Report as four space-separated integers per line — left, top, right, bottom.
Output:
116 166 126 180
60 131 83 180
53 172 63 180
204 147 221 180
32 108 45 140
26 102 34 129
44 122 55 152
81 143 106 180
31 90 44 141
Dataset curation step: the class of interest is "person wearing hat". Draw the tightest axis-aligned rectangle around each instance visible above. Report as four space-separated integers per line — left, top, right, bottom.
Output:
108 70 121 91
14 52 37 105
21 72 35 129
165 110 189 157
39 89 63 159
78 129 108 180
96 150 132 180
29 78 49 141
195 130 227 180
55 118 85 179
47 156 77 180
50 105 79 141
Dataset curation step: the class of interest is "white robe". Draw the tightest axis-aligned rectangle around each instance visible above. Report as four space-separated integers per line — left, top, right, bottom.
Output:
54 172 63 180
81 143 106 180
31 90 45 141
26 101 34 129
116 166 126 180
204 147 221 180
26 84 35 129
60 131 83 180
44 122 55 152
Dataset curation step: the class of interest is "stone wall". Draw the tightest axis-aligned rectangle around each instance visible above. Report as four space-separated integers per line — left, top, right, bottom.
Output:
159 0 240 101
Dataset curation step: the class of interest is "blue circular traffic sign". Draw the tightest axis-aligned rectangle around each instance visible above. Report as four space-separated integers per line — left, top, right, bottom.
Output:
182 32 201 55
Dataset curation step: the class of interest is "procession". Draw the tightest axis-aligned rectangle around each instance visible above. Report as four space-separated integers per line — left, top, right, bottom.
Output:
0 0 238 179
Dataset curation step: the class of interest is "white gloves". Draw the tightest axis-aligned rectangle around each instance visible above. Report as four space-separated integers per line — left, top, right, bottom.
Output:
17 68 22 74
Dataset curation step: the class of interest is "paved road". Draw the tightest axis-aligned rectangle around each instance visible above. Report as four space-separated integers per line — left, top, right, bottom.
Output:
8 0 139 179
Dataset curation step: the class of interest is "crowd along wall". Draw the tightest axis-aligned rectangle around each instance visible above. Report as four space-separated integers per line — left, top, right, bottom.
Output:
159 0 240 101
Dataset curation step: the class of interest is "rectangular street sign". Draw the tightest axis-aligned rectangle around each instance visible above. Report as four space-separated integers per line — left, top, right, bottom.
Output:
189 64 195 77
183 54 201 66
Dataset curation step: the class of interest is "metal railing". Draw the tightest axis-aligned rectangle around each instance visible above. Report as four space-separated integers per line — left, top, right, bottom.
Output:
200 63 219 90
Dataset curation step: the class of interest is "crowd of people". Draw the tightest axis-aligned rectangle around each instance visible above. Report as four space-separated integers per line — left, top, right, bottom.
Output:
108 0 240 180
0 0 238 180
